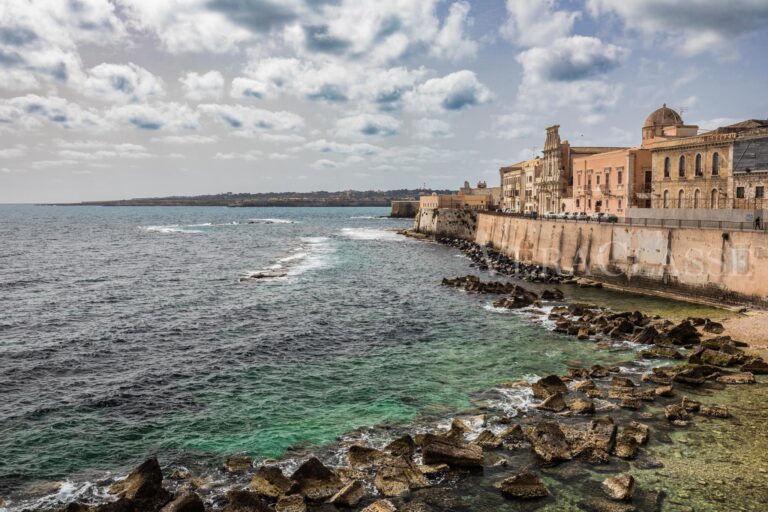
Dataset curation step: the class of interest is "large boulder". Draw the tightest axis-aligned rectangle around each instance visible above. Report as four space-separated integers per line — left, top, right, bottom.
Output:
602 474 636 501
330 480 366 507
526 422 572 464
373 458 428 497
531 375 568 400
385 435 416 458
159 492 204 512
421 434 483 467
741 358 768 374
275 495 305 512
361 500 397 512
496 472 549 499
223 490 271 512
108 458 171 512
347 445 391 469
716 372 755 384
568 398 595 415
473 430 502 449
289 457 343 502
631 325 660 345
666 321 700 345
250 466 292 499
536 392 567 412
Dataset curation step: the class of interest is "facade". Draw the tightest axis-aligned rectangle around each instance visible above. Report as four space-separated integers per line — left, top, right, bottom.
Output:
499 157 541 212
459 180 501 208
572 148 651 216
419 192 492 211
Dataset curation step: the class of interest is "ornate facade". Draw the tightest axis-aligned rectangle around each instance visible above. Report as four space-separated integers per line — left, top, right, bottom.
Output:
500 157 541 212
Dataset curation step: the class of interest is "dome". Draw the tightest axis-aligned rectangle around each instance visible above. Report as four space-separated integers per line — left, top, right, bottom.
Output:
644 104 683 128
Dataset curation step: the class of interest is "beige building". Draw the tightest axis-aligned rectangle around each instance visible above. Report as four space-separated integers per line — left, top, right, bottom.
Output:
499 157 541 212
459 180 501 208
419 192 492 211
572 147 651 216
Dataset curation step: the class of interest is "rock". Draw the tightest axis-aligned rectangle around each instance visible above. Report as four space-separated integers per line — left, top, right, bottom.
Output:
700 405 730 418
336 467 366 483
289 457 343 502
499 424 526 442
223 490 271 512
421 434 483 467
611 377 635 388
373 458 428 497
624 422 649 445
692 349 735 367
613 432 639 459
640 346 683 360
473 430 503 449
681 396 701 412
654 385 674 397
632 325 659 345
527 422 572 464
385 435 416 458
496 472 549 499
602 474 636 501
579 497 637 512
585 417 617 453
536 392 567 412
531 375 568 399
224 455 253 473
541 289 564 300
568 398 595 415
673 366 708 385
417 464 449 477
109 457 171 512
347 445 390 468
590 365 611 378
741 359 768 374
275 495 306 512
330 480 366 507
703 321 725 334
619 398 641 410
664 404 690 422
361 499 397 512
716 372 755 384
667 320 701 345
159 492 204 512
610 319 635 338
250 466 292 499
574 379 596 392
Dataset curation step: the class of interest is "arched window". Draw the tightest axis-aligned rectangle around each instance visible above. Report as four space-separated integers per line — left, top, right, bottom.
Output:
712 152 720 176
711 188 718 209
663 190 669 208
663 157 670 178
694 189 701 208
679 156 686 177
677 189 684 208
695 154 702 176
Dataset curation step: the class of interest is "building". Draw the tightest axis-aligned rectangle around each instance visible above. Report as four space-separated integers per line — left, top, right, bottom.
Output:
537 125 624 214
459 180 501 208
419 192 492 211
572 147 651 216
499 157 541 212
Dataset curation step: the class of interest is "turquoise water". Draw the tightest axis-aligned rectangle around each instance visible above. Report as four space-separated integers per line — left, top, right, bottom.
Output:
0 205 723 498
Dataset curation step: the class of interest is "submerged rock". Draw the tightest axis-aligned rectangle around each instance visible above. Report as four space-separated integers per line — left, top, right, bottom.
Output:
700 404 730 418
602 474 636 501
579 497 637 512
716 372 755 384
496 472 549 499
224 455 253 473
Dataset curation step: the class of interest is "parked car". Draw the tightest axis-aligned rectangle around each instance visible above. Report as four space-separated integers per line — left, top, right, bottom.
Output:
572 212 589 221
543 211 557 219
593 212 619 223
523 210 538 219
556 211 569 219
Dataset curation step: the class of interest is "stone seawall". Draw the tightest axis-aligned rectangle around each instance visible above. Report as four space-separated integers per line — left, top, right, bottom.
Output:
475 212 768 306
413 208 478 239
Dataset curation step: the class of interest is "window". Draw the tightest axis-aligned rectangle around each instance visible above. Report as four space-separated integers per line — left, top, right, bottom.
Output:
596 175 600 186
712 152 720 176
663 190 669 208
617 169 623 184
677 189 684 208
757 186 765 199
711 189 718 209
588 199 592 209
618 199 622 210
664 157 670 178
577 174 581 186
695 154 703 176
679 156 686 177
576 199 580 208
694 189 701 208
736 187 745 199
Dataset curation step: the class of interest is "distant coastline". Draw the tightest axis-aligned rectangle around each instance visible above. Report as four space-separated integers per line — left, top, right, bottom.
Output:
47 189 451 208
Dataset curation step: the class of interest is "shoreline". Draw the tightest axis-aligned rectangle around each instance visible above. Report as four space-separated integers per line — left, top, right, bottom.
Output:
5 236 768 511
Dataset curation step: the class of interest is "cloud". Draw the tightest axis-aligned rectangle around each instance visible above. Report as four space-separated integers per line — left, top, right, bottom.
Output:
151 134 219 144
58 143 153 160
83 63 165 103
491 113 535 140
0 144 27 158
180 70 225 101
587 0 768 57
199 104 305 132
335 113 401 138
430 1 478 61
304 139 382 156
412 118 453 139
501 0 579 47
0 95 103 129
405 70 492 113
516 36 627 82
214 149 264 161
107 102 200 131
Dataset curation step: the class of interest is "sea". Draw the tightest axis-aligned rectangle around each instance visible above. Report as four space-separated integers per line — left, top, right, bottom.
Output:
0 205 734 510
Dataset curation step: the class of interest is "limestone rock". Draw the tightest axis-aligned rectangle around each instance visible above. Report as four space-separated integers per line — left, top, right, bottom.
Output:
289 457 343 502
700 405 730 418
716 372 755 384
223 490 271 512
421 434 483 467
665 404 690 422
526 422 572 464
330 480 366 507
741 359 768 374
579 497 637 512
613 433 639 459
417 464 449 476
159 492 204 512
568 398 595 414
496 472 549 499
654 385 674 397
602 474 636 501
632 325 660 345
373 458 428 497
108 457 171 512
224 455 253 473
473 430 502 449
275 495 306 512
347 445 390 469
536 392 567 412
667 320 700 345
385 435 416 458
250 466 292 499
361 499 397 512
531 375 568 399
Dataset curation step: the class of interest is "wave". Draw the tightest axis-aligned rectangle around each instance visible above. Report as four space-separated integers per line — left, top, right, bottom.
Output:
248 218 296 225
240 237 334 282
143 225 204 234
338 228 403 241
348 216 388 220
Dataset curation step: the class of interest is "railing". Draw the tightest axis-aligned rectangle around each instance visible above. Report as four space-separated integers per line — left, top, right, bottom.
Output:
650 197 766 209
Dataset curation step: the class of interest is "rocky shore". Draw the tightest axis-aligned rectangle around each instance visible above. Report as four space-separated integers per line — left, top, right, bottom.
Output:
7 232 766 512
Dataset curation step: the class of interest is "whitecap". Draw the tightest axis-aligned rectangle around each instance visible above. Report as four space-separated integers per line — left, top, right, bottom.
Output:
143 225 204 234
248 218 296 225
339 228 403 241
241 237 334 282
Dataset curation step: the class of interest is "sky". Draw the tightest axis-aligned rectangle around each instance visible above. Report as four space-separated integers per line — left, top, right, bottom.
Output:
1 0 767 203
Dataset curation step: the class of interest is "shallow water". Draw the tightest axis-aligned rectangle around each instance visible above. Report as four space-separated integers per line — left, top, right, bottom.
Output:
0 205 735 509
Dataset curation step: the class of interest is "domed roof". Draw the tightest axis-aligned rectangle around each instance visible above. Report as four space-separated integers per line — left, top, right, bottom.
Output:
644 104 683 128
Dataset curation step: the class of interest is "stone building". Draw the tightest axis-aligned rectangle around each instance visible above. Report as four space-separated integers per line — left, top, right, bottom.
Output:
499 157 541 212
459 180 501 208
419 192 493 211
537 125 623 214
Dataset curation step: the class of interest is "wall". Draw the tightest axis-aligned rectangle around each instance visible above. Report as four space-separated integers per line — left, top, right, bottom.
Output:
390 200 420 218
413 208 478 240
627 207 766 223
474 212 768 305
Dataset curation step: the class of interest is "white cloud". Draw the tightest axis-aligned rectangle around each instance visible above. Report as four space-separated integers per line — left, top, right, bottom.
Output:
501 0 579 47
58 143 153 160
304 139 382 156
430 1 478 61
151 135 219 144
412 118 453 139
214 149 264 161
405 70 492 113
0 144 27 159
492 113 534 140
107 102 200 131
180 71 224 101
199 104 305 133
83 63 165 103
516 36 627 82
587 0 768 57
0 95 103 129
335 113 401 138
